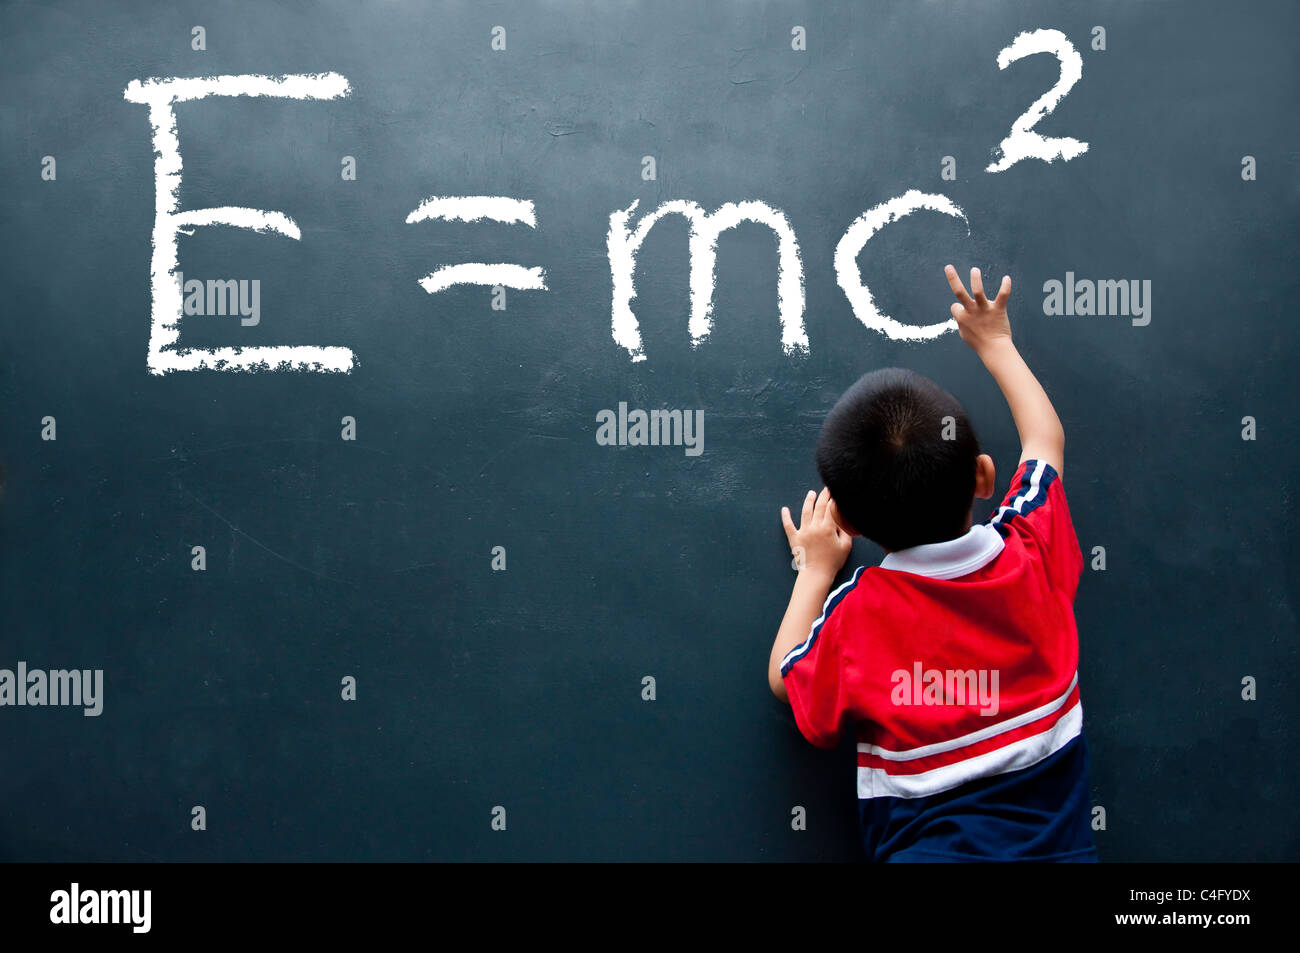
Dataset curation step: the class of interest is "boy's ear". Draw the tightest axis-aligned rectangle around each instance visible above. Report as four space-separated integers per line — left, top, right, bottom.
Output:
828 497 861 537
974 453 997 500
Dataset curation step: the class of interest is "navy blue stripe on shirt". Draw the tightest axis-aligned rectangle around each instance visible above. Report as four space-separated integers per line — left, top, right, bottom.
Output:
780 565 865 677
989 459 1057 534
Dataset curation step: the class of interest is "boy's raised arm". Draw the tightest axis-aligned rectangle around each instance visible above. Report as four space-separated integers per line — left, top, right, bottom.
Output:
945 265 1065 479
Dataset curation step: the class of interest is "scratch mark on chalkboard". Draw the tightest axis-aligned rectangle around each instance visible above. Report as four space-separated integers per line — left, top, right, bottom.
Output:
727 47 758 85
123 842 164 862
472 431 569 478
181 486 335 581
387 561 442 575
147 437 329 464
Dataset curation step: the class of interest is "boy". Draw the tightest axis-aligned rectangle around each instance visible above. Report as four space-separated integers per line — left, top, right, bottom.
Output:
768 265 1097 862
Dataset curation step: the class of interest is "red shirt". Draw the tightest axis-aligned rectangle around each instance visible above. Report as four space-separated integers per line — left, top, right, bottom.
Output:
781 459 1087 806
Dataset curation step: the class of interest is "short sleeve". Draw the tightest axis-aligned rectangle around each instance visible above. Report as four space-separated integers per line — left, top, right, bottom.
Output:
779 567 864 750
987 460 1084 598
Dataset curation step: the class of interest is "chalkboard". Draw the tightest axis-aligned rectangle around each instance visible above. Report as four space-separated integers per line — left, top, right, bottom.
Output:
1 0 1296 862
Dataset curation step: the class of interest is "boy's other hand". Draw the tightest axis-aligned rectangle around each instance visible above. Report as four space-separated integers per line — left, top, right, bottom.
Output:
945 264 1012 355
781 487 852 582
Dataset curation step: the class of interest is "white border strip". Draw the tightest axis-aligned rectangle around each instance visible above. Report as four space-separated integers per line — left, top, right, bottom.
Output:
780 567 863 671
858 672 1079 761
858 701 1082 800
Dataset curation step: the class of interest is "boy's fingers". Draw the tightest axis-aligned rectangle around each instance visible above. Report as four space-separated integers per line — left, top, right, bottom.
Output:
971 267 988 306
994 274 1012 307
800 490 816 527
813 486 831 521
781 506 796 541
944 264 975 309
950 301 964 320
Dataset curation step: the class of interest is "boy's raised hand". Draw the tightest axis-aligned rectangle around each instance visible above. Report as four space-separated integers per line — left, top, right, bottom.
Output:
945 264 1013 354
781 487 852 581
946 263 1066 477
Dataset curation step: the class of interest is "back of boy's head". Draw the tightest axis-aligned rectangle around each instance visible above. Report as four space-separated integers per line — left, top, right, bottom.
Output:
816 367 979 552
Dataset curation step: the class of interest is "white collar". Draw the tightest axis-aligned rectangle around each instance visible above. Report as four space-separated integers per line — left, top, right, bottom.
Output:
878 522 1004 580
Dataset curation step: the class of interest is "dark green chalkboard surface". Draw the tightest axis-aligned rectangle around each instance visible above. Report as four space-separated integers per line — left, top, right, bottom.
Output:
1 0 1296 861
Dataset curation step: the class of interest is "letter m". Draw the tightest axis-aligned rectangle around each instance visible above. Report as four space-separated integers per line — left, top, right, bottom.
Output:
945 670 978 706
1098 279 1129 316
101 891 129 924
607 200 806 362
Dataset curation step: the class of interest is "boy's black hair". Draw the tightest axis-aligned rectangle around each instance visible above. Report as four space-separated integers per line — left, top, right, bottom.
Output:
816 367 979 552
